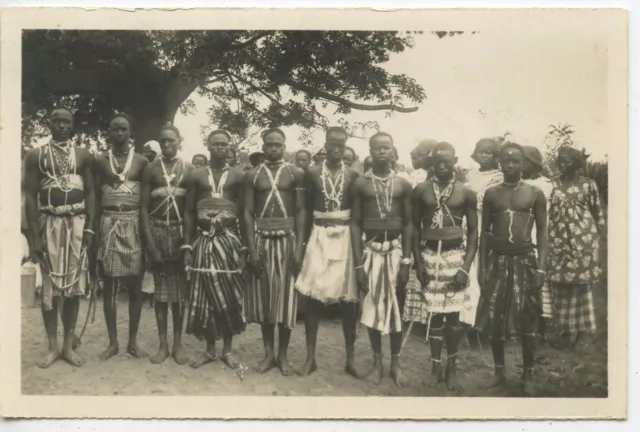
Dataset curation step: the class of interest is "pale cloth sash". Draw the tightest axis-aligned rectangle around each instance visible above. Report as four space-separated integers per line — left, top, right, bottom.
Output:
312 209 351 260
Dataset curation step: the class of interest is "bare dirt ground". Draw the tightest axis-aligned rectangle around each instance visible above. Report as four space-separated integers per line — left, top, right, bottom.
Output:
21 283 607 397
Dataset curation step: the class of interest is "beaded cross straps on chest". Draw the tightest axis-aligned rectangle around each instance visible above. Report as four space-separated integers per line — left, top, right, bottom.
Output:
368 170 396 219
39 139 77 192
161 158 184 188
321 161 345 212
208 165 230 198
109 144 135 182
431 180 455 229
256 162 289 219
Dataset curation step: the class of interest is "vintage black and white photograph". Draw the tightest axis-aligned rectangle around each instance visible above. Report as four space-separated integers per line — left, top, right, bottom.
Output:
0 7 627 420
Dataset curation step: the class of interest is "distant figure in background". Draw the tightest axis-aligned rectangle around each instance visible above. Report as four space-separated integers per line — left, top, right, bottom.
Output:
313 147 326 166
342 146 358 167
191 153 208 169
410 139 437 188
547 146 605 349
143 140 162 162
294 149 312 171
249 151 265 168
363 156 373 173
391 147 411 183
227 145 238 167
521 146 554 339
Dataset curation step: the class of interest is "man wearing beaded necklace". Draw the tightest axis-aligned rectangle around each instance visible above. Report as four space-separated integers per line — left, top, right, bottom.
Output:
295 127 362 377
141 124 192 365
181 129 247 369
94 113 150 361
408 142 478 390
474 143 548 396
351 132 413 387
24 107 96 368
244 127 306 376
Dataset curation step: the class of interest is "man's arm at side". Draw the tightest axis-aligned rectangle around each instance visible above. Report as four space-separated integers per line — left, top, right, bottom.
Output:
534 189 548 271
462 187 479 272
243 170 257 256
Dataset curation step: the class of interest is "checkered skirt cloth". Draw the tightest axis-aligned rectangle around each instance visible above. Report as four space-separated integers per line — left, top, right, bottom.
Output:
551 283 596 334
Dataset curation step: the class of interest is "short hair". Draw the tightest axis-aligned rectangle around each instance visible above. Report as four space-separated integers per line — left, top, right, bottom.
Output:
262 127 286 141
295 149 311 159
50 106 75 119
344 146 357 159
227 145 237 157
326 126 349 140
108 112 134 128
369 131 393 146
500 142 524 156
158 122 181 139
207 129 232 143
433 141 456 156
192 153 208 163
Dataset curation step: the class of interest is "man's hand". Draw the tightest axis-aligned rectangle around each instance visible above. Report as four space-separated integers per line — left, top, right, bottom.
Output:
248 250 262 277
356 267 368 294
81 231 94 250
532 270 545 290
183 250 193 270
453 269 469 291
291 247 304 277
397 263 410 291
415 260 429 289
30 238 45 264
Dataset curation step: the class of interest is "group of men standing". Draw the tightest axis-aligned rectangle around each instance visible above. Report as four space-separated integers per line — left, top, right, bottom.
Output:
24 106 605 397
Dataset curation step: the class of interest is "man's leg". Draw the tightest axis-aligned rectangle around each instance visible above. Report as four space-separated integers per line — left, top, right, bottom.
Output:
297 297 322 376
99 277 120 360
190 316 218 369
150 301 170 364
485 333 507 388
171 303 188 365
423 313 445 386
363 328 384 384
126 275 148 358
444 312 464 391
221 332 240 369
521 308 538 396
277 323 293 376
37 297 60 368
390 331 411 387
60 296 85 366
256 323 277 373
341 301 362 378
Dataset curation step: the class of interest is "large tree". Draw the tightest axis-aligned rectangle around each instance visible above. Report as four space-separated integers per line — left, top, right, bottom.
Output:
22 30 427 150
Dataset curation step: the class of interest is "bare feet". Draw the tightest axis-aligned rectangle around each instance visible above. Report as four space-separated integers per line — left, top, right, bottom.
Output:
445 362 460 391
37 349 60 369
364 355 384 385
522 379 536 397
127 343 149 359
190 351 217 369
173 345 189 365
99 344 119 361
72 334 82 350
345 361 365 379
255 354 277 374
150 345 170 364
296 358 318 376
390 364 411 387
484 368 507 388
277 356 294 376
221 352 240 369
422 362 443 387
61 349 86 367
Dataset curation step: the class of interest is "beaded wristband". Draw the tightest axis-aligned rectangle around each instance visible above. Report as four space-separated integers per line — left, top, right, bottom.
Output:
83 229 95 235
180 244 193 251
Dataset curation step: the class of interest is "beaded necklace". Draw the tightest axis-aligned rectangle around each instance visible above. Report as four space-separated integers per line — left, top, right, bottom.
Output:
321 161 345 212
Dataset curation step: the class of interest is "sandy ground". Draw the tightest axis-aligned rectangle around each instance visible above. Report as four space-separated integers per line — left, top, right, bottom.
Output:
21 283 608 398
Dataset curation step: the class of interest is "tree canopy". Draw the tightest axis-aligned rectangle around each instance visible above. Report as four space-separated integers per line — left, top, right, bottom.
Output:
22 30 427 150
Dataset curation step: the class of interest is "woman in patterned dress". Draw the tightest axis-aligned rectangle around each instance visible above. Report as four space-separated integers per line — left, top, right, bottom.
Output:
548 146 605 348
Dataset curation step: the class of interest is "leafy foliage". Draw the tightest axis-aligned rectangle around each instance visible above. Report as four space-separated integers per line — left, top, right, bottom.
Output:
22 30 427 151
542 123 577 177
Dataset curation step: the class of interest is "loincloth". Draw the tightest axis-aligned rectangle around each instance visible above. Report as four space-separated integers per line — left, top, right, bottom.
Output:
149 218 186 304
98 210 143 277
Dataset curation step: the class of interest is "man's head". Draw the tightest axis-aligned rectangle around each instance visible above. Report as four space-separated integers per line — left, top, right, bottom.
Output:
207 129 232 163
227 145 238 167
411 139 437 170
108 113 133 146
472 138 500 170
324 126 348 164
294 149 312 170
261 128 286 162
343 146 357 167
49 107 74 142
249 151 265 167
157 124 182 160
499 142 525 181
363 155 374 173
143 140 162 162
522 145 544 179
192 153 208 168
369 132 394 165
431 142 458 181
556 146 589 176
313 148 326 165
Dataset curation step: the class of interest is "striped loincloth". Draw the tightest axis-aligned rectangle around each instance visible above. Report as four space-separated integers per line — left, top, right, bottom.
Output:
551 283 596 334
360 238 404 335
245 226 298 328
295 210 357 304
149 218 187 304
38 211 88 310
475 249 541 339
186 227 246 340
97 210 143 277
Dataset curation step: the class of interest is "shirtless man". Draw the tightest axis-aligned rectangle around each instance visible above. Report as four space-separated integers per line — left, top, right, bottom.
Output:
412 143 478 390
351 132 413 387
295 127 361 377
141 124 191 365
244 128 307 376
475 143 547 396
94 113 149 360
183 129 247 369
24 107 96 368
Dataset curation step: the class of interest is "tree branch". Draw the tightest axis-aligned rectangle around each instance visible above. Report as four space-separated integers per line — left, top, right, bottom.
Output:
282 78 419 113
229 31 271 49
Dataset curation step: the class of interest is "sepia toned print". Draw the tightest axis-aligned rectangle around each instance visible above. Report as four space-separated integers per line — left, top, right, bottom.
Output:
0 7 627 420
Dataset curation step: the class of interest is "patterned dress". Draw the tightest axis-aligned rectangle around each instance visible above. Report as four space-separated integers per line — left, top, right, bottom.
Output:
548 176 605 333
